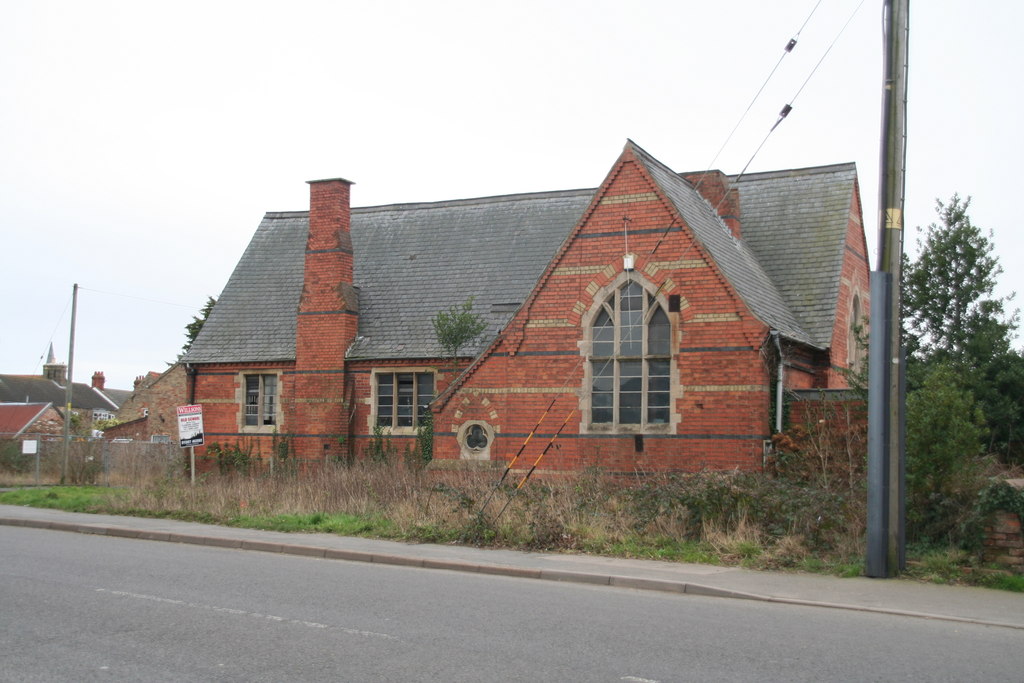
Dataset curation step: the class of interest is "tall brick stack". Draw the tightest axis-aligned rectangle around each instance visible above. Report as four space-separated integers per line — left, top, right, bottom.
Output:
291 178 357 461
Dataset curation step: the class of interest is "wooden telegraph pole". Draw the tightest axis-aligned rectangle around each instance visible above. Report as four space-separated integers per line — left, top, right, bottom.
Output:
867 0 909 577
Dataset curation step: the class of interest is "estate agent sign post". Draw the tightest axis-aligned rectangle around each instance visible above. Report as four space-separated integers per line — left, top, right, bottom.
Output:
176 404 204 484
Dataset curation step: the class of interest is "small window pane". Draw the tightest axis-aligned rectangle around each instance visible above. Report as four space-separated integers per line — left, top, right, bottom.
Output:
648 405 670 424
620 361 642 393
262 375 277 425
648 307 670 355
416 373 434 423
592 407 613 423
245 376 260 426
619 391 642 424
593 309 614 356
592 361 614 392
397 374 414 427
376 374 394 427
619 283 644 356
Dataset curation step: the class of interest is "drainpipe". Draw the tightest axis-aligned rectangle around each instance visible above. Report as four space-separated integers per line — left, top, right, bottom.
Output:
771 331 784 434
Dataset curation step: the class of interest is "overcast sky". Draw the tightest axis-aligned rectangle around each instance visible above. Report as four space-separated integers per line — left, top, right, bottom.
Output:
2 1 1021 391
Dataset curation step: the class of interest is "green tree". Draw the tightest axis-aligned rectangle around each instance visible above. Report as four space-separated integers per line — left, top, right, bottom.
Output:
905 364 987 545
432 296 488 364
181 296 217 356
903 195 1016 364
902 195 1024 459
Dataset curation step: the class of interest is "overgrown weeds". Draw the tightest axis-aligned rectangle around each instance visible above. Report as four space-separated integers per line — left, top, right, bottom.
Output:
0 458 870 573
4 399 1023 591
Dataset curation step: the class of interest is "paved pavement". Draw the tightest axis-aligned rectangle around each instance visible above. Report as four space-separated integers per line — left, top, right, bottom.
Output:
3 504 1023 630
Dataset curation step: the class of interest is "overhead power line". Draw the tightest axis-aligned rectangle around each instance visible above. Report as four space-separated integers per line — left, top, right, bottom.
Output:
694 0 825 193
720 0 867 206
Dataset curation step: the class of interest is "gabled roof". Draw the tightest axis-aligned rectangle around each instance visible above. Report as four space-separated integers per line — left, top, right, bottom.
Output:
185 142 861 363
629 141 814 345
100 387 133 407
733 163 859 347
0 403 53 436
186 190 594 363
0 375 120 411
184 213 308 363
348 190 593 358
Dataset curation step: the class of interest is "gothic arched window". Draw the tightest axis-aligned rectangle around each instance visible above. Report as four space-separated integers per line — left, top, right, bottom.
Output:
589 281 672 427
848 293 864 373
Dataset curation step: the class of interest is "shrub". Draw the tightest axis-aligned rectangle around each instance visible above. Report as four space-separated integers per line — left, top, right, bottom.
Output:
905 364 990 546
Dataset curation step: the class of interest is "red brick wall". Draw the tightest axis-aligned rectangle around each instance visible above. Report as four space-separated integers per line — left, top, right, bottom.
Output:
825 186 871 387
291 178 357 459
189 362 293 469
431 148 773 472
106 365 187 442
189 151 863 476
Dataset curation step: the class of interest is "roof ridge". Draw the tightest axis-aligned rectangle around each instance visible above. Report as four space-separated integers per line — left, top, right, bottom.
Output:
354 188 596 213
628 141 814 345
262 188 598 221
730 162 856 182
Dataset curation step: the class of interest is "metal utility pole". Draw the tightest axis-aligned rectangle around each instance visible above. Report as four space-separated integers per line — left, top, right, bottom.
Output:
61 283 79 485
867 0 909 577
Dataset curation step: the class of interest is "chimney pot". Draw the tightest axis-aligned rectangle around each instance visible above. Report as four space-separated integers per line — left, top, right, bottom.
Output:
91 371 106 390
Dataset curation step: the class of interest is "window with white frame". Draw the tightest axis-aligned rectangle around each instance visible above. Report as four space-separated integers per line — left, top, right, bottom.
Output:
375 372 434 428
244 374 278 427
589 280 672 428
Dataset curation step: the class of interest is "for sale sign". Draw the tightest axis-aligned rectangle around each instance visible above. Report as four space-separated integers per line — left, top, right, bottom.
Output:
176 404 205 448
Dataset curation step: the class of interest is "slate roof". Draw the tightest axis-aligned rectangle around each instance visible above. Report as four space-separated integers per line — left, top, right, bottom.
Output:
0 375 120 411
348 190 593 358
185 143 860 363
630 142 815 346
733 163 858 347
101 387 133 407
185 213 308 363
186 190 594 363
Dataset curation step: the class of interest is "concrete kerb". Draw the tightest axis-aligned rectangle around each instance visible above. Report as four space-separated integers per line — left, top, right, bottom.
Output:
4 515 1023 631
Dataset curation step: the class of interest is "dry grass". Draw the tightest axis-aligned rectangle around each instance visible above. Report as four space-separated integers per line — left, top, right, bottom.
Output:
3 440 871 570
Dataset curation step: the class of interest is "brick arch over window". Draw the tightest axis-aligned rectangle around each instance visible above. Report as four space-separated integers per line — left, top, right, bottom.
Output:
581 273 675 433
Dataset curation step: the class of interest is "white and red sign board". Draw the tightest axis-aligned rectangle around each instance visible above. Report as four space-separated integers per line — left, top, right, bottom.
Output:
176 404 205 448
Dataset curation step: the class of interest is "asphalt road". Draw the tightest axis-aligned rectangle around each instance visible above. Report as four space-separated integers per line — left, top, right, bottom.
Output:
2 525 1022 682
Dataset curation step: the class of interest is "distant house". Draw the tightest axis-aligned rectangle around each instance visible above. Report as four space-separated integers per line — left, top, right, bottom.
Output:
184 140 869 473
0 402 64 438
0 345 129 431
104 364 188 443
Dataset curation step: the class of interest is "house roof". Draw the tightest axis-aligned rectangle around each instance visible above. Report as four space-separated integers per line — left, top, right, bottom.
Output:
183 213 308 363
630 141 815 346
0 375 120 411
101 387 133 407
186 189 594 363
185 143 860 363
0 403 53 436
733 162 859 347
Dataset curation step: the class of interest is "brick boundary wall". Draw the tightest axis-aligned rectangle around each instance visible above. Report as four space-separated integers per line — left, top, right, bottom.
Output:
983 510 1024 573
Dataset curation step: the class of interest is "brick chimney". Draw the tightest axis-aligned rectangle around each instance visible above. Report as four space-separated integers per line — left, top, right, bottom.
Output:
91 371 106 390
292 177 357 459
685 170 742 239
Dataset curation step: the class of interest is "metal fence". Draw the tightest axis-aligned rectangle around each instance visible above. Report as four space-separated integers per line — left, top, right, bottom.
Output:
0 433 183 487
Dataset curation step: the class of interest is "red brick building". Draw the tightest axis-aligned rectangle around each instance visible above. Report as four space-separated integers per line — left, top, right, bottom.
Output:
103 365 188 443
184 141 869 472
